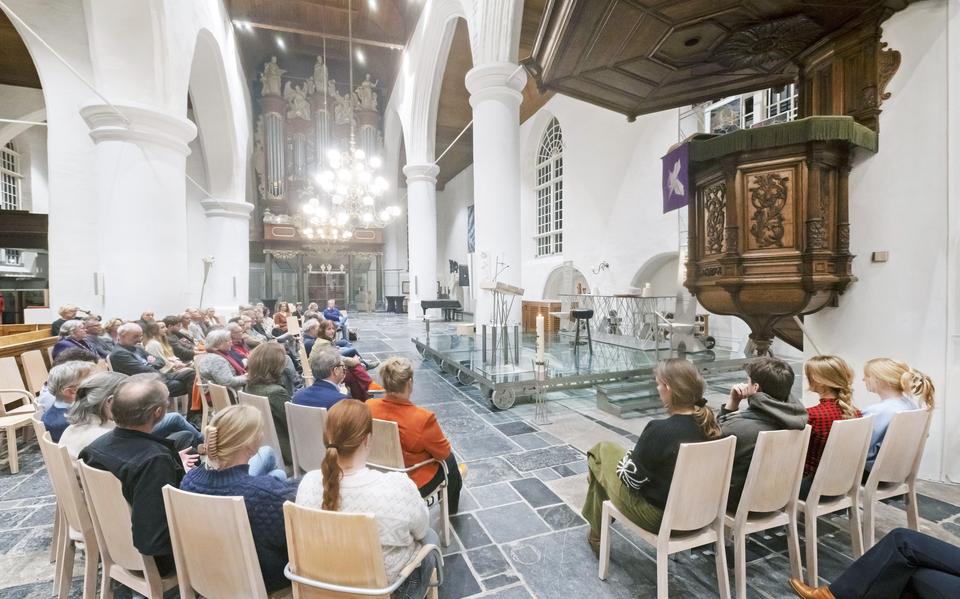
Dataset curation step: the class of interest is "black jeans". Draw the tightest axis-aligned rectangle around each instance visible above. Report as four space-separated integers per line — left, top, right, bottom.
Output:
831 528 960 599
419 453 462 515
163 368 195 397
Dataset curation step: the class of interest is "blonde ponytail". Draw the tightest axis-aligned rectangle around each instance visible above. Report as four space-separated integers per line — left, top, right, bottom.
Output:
865 358 936 410
202 405 262 470
805 355 858 419
902 369 936 410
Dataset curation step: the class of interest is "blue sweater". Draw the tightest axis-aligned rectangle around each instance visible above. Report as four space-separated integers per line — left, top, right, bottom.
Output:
180 465 299 591
862 396 920 470
43 403 70 442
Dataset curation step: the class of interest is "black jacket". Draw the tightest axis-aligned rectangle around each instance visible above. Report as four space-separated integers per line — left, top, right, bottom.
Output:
166 332 195 362
109 344 166 376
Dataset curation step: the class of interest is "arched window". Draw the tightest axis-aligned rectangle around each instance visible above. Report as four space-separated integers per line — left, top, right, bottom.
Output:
535 118 563 257
1 141 21 211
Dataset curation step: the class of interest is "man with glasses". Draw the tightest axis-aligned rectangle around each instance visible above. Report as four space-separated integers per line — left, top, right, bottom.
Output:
292 348 349 409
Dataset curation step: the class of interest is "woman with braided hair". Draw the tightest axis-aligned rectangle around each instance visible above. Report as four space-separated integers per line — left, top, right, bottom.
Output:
180 405 298 592
296 400 440 599
581 358 722 555
861 358 935 471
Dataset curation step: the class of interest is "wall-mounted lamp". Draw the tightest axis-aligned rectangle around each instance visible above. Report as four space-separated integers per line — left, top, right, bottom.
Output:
592 261 610 275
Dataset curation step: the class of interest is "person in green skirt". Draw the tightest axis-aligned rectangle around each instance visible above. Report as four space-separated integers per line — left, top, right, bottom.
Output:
582 358 723 553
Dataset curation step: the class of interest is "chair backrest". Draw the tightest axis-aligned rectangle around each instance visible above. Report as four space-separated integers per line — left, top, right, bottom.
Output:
105 354 114 371
284 501 390 596
369 418 405 470
285 402 327 476
0 356 28 406
661 435 737 533
287 316 301 336
736 426 811 515
78 461 156 574
298 343 314 386
208 382 233 412
162 486 270 599
237 391 284 468
38 432 95 538
809 415 874 498
31 410 46 438
20 350 49 395
867 409 931 486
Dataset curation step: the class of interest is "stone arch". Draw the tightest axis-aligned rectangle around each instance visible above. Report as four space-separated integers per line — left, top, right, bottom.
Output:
543 262 590 300
631 252 682 296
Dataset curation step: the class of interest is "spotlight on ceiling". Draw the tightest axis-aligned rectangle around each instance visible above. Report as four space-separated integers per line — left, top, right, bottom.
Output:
276 36 285 50
355 48 366 65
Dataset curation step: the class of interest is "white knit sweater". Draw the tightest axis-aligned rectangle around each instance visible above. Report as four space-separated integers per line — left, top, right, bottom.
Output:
296 467 428 583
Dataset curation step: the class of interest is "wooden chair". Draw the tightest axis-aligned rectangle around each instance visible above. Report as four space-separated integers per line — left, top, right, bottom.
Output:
238 391 285 469
298 342 314 387
726 426 811 599
0 388 36 473
37 433 99 599
287 316 301 336
598 436 736 599
20 349 49 395
78 462 179 598
368 418 451 546
0 356 35 415
283 501 442 598
202 382 234 431
162 486 291 598
285 402 326 477
862 409 931 549
31 411 61 566
798 415 874 586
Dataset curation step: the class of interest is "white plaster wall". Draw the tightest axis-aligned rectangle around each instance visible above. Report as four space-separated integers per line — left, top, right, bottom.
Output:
805 1 957 480
0 83 44 148
185 134 209 309
437 164 474 312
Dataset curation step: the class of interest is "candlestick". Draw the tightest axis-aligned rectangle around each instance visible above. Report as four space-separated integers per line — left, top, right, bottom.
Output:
535 313 545 363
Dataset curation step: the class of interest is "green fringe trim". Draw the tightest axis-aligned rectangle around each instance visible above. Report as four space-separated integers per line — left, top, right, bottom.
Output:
689 116 878 162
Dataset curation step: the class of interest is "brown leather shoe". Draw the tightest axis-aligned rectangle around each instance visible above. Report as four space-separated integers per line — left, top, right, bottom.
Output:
587 529 601 557
788 578 835 599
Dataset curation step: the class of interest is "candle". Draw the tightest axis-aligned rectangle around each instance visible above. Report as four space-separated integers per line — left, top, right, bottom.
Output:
536 313 545 363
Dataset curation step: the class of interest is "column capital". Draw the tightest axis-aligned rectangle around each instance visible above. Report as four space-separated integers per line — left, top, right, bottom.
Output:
403 163 440 185
80 103 197 156
200 198 254 220
465 63 527 108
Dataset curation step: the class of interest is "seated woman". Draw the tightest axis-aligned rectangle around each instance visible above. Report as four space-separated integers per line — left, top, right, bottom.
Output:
142 321 188 372
180 405 297 592
313 319 382 394
58 371 127 459
52 320 97 361
582 358 722 553
861 358 935 471
227 322 251 364
197 328 248 391
297 400 439 599
802 355 861 485
366 357 463 513
272 301 290 337
245 342 293 466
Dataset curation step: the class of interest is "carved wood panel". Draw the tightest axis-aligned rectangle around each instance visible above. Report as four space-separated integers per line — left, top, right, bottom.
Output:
740 167 799 252
702 182 726 256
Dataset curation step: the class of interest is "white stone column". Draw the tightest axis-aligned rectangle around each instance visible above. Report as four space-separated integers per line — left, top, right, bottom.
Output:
403 163 439 320
80 104 197 319
466 62 526 325
200 199 254 313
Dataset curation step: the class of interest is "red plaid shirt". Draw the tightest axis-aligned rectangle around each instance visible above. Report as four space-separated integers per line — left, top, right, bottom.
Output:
804 398 862 476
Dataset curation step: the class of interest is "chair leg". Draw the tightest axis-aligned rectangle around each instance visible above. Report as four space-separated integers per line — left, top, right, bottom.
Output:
574 321 581 346
862 494 876 551
439 488 451 547
57 538 75 599
804 511 819 587
598 502 613 580
50 503 62 564
715 528 731 599
6 427 19 474
906 488 920 531
656 552 669 599
848 504 864 559
82 541 98 599
733 529 746 599
787 511 803 579
100 562 114 599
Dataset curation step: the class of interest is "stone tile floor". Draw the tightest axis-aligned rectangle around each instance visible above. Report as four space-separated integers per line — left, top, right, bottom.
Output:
2 313 960 598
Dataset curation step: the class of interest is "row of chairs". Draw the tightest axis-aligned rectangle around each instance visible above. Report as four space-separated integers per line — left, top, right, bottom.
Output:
1 349 51 473
598 409 931 598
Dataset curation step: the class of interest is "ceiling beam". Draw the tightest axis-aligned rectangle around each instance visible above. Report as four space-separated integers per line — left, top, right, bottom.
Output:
248 21 405 51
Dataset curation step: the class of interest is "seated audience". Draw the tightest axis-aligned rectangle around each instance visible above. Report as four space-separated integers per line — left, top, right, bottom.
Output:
245 343 294 465
38 349 99 414
311 320 378 399
42 361 97 441
59 371 128 459
203 307 221 330
718 357 808 510
51 304 86 336
803 355 861 483
272 301 290 335
227 322 251 363
143 321 188 372
301 318 320 356
162 315 196 363
241 313 266 347
862 358 936 471
197 329 248 390
322 298 350 341
80 374 200 576
297 400 439 599
293 349 347 409
102 318 123 346
367 357 464 513
582 358 722 554
83 316 114 358
109 322 196 398
139 310 155 325
52 320 97 360
292 302 303 317
306 302 319 313
187 307 207 340
180 405 297 592
788 528 959 599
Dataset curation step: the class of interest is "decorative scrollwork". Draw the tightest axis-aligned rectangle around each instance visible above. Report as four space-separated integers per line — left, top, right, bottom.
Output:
838 225 850 250
714 15 822 71
807 221 827 250
878 39 901 103
704 183 726 255
701 265 722 277
749 173 789 248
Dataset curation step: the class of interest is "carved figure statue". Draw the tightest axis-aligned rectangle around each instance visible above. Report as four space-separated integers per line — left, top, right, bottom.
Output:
313 56 329 91
284 81 311 121
327 79 339 98
334 89 354 125
260 56 285 97
355 73 380 111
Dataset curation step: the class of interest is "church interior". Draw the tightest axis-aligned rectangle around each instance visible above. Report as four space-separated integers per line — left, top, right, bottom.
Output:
0 0 959 597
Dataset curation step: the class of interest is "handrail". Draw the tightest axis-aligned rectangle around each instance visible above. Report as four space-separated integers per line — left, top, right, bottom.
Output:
284 544 444 595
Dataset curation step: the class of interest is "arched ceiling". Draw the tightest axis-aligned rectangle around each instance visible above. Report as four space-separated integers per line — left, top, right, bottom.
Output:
0 10 40 88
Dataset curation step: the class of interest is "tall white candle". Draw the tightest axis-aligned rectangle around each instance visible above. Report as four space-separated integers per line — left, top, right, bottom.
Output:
536 313 545 362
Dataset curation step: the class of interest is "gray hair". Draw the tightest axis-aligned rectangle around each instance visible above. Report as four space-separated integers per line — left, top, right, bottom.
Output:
302 318 320 334
110 373 169 427
68 371 128 426
226 322 243 334
59 319 85 339
309 348 342 380
48 361 97 400
117 322 142 336
205 328 232 349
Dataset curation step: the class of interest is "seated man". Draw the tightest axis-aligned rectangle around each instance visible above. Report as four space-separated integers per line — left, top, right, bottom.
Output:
718 357 808 510
42 361 97 441
109 322 195 398
322 299 350 342
83 316 114 358
301 318 320 357
292 349 347 409
312 319 381 373
162 315 196 363
79 374 199 577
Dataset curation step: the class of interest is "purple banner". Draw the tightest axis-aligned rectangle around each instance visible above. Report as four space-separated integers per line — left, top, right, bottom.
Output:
662 142 690 213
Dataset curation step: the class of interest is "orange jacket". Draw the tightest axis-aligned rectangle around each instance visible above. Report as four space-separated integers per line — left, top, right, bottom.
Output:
367 395 451 488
